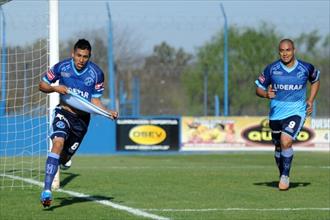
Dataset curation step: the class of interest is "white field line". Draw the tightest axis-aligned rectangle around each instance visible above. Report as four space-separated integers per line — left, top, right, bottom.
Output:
1 174 170 220
73 165 330 170
142 208 330 212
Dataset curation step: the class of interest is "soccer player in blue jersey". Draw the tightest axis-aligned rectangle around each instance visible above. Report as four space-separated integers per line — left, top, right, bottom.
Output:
255 39 320 190
39 39 118 207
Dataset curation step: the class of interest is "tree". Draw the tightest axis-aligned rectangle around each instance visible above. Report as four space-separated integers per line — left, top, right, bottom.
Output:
137 42 192 115
182 24 280 116
295 32 330 116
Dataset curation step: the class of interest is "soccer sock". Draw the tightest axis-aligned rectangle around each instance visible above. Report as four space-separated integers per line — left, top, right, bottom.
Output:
274 146 282 175
281 147 294 177
43 152 59 191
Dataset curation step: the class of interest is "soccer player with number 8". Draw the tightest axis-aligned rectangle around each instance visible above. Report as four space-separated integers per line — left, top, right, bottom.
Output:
255 39 320 191
39 39 118 207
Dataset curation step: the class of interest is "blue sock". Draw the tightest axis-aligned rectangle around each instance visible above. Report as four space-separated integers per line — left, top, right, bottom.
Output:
274 147 282 176
281 148 294 177
43 152 59 191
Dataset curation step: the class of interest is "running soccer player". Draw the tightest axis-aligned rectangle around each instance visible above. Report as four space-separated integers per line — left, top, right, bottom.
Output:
255 39 320 190
39 39 118 207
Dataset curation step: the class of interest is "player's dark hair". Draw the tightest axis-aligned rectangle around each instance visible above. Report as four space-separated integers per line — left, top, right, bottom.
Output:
74 39 92 55
279 38 295 49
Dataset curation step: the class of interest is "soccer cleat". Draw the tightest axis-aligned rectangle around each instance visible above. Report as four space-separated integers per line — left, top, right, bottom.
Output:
60 159 72 170
40 190 52 207
278 175 290 191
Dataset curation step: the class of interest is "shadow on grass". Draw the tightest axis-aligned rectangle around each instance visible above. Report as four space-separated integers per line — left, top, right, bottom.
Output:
253 181 311 188
43 172 114 211
44 195 115 211
60 172 80 188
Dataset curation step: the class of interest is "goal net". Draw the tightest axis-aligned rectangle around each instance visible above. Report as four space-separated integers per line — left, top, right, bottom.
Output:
0 2 50 189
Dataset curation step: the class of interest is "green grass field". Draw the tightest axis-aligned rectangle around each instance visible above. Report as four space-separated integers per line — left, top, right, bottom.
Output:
0 152 329 220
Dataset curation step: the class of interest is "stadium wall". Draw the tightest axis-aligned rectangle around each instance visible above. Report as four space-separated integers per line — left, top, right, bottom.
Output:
0 116 328 156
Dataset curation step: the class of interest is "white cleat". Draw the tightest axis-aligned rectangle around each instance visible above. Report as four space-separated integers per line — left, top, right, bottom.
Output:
60 159 72 170
279 175 290 191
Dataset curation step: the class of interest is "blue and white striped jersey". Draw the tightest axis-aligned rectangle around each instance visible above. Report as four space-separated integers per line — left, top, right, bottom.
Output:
255 59 320 120
42 58 105 102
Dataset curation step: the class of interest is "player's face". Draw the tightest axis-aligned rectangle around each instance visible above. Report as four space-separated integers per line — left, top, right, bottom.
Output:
72 49 90 70
279 41 295 67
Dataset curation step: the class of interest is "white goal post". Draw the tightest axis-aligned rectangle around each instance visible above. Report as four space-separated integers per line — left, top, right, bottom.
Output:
49 0 60 190
0 0 59 189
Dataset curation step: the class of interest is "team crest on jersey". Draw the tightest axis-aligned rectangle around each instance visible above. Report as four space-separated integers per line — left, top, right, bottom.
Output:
297 71 305 79
61 72 71 78
56 121 66 129
84 77 94 86
47 70 55 80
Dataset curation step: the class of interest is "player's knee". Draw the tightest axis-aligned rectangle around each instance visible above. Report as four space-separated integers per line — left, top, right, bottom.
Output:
51 137 65 154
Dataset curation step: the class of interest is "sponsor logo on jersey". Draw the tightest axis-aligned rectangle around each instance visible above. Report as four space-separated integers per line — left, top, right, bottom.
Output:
61 72 71 78
129 125 166 145
273 84 303 91
241 119 314 145
70 88 89 99
84 77 94 86
62 64 71 71
273 71 283 75
47 70 55 80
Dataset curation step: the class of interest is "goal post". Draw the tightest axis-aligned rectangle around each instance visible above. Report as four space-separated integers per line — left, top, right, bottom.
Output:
0 0 59 189
49 0 60 190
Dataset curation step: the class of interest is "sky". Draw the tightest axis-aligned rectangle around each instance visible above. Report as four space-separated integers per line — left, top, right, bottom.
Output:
1 0 329 53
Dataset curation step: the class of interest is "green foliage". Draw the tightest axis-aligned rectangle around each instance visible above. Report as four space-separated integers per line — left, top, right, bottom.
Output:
47 24 330 116
137 42 192 115
183 24 281 115
182 24 330 116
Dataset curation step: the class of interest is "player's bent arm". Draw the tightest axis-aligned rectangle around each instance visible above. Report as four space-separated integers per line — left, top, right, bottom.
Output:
256 87 267 98
307 80 320 103
306 80 320 115
256 86 276 99
91 98 118 119
39 81 68 95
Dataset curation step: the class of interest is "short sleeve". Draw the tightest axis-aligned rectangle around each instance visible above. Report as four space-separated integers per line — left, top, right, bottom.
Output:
42 63 61 84
92 70 105 98
255 65 272 90
307 64 320 84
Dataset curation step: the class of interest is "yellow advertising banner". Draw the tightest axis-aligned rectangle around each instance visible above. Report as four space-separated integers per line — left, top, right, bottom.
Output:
181 117 329 151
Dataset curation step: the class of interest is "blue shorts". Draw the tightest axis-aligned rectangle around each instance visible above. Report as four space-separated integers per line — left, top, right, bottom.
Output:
269 115 305 142
50 106 90 156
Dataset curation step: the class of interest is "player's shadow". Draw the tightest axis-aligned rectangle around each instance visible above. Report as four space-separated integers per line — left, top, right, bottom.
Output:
45 195 115 211
43 172 116 211
60 172 80 188
253 181 311 189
